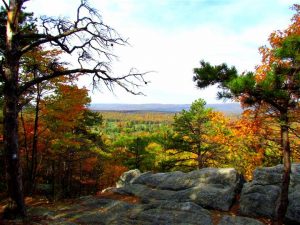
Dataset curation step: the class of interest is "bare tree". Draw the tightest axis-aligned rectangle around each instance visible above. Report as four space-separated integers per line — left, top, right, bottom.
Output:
0 0 147 216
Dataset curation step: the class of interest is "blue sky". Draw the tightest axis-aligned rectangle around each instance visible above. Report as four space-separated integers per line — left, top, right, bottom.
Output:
17 0 297 103
107 0 275 31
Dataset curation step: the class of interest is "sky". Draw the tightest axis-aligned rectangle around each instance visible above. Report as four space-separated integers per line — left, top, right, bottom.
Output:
18 0 297 104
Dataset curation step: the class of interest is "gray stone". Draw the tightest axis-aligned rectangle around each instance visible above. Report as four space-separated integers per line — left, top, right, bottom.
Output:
240 183 281 218
114 183 177 203
73 199 135 224
218 215 265 225
186 168 242 187
132 168 241 191
156 168 241 191
240 163 300 223
286 190 300 222
173 184 236 211
291 164 300 186
252 164 300 186
116 169 141 188
115 182 236 210
66 197 212 225
132 171 183 188
252 164 284 185
116 167 241 211
130 201 213 225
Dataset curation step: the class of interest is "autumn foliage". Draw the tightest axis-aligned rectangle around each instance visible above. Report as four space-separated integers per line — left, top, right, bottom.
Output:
1 4 300 224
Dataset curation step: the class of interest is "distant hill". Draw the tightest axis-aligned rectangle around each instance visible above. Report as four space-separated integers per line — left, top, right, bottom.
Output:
207 103 243 115
89 103 242 115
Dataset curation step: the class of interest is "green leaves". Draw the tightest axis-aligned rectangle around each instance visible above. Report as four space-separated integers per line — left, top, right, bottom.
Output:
193 60 238 90
228 72 255 94
275 35 300 61
193 60 239 100
172 98 224 168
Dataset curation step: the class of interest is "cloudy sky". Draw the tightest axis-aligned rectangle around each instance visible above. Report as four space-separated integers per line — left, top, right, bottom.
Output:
23 0 295 104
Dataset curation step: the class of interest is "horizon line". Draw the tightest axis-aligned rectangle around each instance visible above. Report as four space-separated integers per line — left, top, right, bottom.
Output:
90 102 239 105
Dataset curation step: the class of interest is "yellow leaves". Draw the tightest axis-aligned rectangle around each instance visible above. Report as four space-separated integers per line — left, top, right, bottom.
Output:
101 112 173 124
182 135 190 141
220 110 270 179
255 64 270 82
146 142 162 153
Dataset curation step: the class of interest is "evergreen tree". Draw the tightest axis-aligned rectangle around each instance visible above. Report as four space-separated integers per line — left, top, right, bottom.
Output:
193 5 300 224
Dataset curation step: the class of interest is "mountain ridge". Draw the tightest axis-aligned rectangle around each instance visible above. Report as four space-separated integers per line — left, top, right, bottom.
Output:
89 103 242 114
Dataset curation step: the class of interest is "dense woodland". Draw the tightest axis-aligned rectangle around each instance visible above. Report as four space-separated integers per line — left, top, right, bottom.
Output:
0 99 296 199
1 96 300 194
0 0 300 224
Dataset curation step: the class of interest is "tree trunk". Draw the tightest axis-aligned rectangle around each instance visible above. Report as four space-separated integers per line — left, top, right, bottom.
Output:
3 0 26 216
3 81 26 217
197 146 202 169
51 160 55 200
79 160 82 195
20 110 29 187
29 81 41 194
274 112 291 225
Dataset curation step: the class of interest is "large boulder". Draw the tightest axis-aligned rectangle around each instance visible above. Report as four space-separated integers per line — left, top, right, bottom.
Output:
132 168 241 191
240 163 300 223
115 168 242 211
239 183 281 218
172 183 238 211
286 163 300 223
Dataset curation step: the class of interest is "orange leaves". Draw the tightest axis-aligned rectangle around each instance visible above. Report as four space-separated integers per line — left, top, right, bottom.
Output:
286 4 300 36
83 157 98 172
22 48 65 79
99 163 128 190
255 4 300 81
42 84 90 133
233 112 260 136
269 30 284 48
223 110 269 179
255 47 272 81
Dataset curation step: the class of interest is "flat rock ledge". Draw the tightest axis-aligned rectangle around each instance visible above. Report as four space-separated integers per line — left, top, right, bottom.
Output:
27 196 264 225
114 167 243 211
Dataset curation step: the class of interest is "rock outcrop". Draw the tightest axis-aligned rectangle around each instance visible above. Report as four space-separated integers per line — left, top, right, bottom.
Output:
114 167 243 211
240 163 300 223
27 196 269 225
11 164 300 224
27 197 214 225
